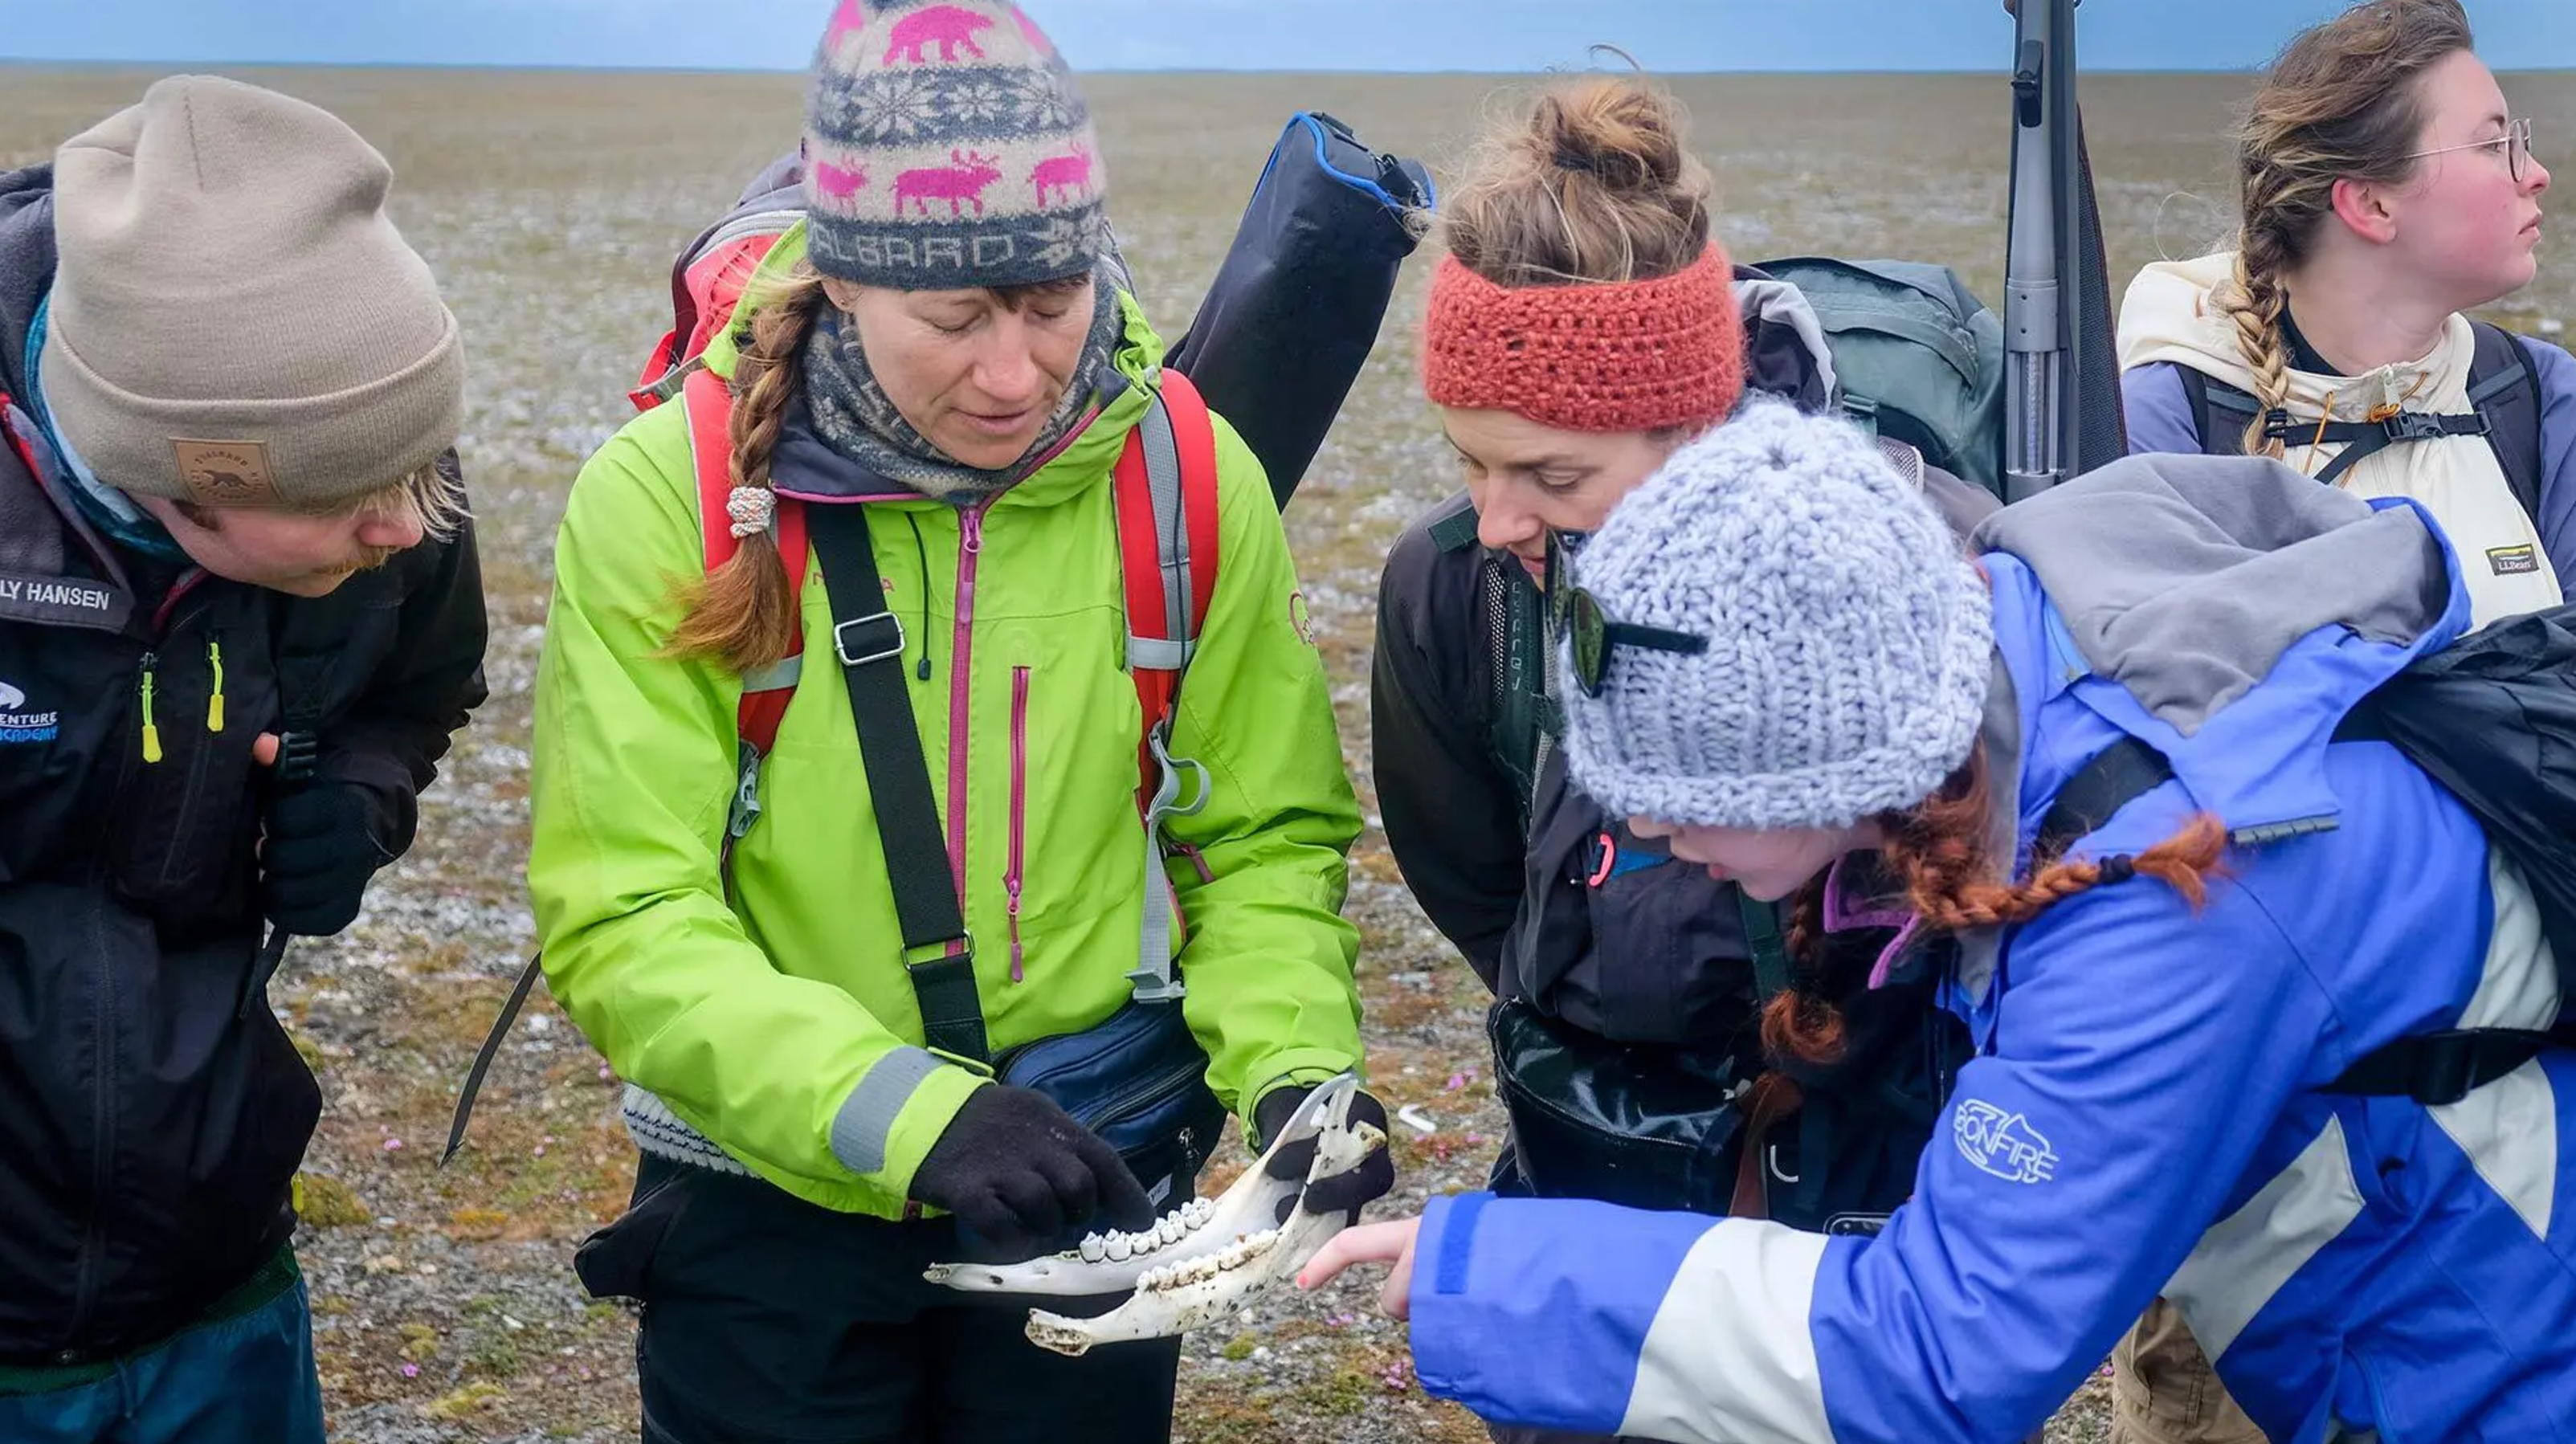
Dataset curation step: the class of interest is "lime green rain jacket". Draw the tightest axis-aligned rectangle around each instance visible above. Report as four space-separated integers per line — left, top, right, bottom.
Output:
528 225 1364 1218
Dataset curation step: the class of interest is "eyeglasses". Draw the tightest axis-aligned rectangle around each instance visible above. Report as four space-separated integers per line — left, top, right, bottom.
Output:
2406 116 2537 185
1562 585 1708 698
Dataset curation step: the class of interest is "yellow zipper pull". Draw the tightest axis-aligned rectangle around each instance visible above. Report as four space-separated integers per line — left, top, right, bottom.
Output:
138 656 163 764
206 639 226 733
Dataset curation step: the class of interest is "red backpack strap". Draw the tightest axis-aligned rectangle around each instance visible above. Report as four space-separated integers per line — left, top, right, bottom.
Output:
1111 370 1223 1002
684 367 809 850
1112 369 1223 798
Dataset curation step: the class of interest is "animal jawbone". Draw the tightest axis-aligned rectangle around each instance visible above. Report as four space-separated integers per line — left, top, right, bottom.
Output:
920 1073 1386 1355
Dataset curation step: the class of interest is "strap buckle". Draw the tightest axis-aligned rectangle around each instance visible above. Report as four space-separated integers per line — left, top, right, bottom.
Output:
276 730 320 784
727 743 765 841
2381 410 2481 444
1142 725 1211 826
902 935 974 968
2407 1029 2495 1107
832 610 906 668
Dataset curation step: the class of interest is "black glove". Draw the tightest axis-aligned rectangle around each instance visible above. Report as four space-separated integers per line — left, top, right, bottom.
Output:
1254 1084 1394 1226
910 1085 1157 1262
259 782 393 936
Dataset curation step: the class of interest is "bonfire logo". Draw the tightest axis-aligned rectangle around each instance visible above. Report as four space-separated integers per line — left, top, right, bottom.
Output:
172 439 281 508
0 675 59 746
1953 1098 2058 1185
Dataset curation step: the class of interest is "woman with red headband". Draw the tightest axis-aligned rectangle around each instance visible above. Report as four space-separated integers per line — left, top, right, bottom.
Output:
1368 72 1996 1444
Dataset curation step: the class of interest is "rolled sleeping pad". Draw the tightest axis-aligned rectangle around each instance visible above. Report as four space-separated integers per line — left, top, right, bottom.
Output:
1164 112 1436 510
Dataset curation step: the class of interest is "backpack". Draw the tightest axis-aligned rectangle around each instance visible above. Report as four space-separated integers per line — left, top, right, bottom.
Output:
2178 320 2546 518
2038 602 2576 1107
1746 256 2011 500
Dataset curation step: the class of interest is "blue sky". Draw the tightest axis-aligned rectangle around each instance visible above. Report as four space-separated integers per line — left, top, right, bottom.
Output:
5 0 2570 72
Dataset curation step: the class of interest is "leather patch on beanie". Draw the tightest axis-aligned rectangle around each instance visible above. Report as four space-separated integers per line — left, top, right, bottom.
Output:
171 439 282 507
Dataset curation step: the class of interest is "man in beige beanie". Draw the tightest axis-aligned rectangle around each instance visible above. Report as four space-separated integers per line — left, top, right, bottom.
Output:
0 74 485 1442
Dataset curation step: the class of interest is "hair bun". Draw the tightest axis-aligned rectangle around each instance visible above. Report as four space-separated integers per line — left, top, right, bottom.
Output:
1533 80 1684 194
1445 74 1712 288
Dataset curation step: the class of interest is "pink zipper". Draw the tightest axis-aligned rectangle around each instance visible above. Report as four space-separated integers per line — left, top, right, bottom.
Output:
152 569 208 634
943 500 990 956
1006 665 1030 981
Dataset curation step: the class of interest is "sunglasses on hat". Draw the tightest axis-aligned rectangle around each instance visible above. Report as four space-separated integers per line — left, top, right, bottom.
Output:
1562 585 1708 698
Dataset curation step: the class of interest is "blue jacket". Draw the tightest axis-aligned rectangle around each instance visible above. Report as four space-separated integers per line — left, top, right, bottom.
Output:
1405 452 2575 1444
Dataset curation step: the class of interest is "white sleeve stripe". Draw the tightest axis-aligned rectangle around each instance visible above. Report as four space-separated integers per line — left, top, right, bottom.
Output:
1619 1219 1834 1444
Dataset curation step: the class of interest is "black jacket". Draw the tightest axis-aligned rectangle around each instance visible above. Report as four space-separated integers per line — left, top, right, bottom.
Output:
1372 275 2001 1050
0 161 488 1364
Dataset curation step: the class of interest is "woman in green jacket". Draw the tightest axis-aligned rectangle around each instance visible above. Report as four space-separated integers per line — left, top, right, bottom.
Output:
526 5 1385 1440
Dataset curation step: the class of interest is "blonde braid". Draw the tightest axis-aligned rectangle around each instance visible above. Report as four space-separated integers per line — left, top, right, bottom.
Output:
665 266 830 671
2223 244 2297 459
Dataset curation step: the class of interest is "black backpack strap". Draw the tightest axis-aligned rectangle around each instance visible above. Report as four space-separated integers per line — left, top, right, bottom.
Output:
1738 893 1793 1003
2284 409 2497 487
234 611 342 1020
2325 1027 2565 1107
2033 736 2174 862
2186 341 2533 501
2465 321 2545 526
806 502 989 1067
2039 726 2567 1110
2180 367 2243 456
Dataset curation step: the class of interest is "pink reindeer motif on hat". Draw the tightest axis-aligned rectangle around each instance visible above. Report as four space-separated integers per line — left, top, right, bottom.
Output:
896 150 1002 217
884 4 994 65
811 158 871 206
1029 141 1095 208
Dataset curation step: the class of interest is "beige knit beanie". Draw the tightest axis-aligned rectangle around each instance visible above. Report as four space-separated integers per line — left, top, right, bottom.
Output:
39 75 463 509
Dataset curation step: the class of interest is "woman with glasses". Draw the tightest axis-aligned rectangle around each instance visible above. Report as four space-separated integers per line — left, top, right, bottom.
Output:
1367 70 1996 1444
2120 0 2570 631
1309 399 2576 1444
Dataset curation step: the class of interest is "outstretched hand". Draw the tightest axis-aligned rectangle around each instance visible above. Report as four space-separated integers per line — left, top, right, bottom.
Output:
1296 1216 1423 1320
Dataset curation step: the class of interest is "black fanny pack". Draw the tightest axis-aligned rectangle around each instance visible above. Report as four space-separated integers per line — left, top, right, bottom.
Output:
994 997 1227 1231
1488 995 1749 1214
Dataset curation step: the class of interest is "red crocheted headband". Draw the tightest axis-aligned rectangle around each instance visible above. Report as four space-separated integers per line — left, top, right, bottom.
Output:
1420 245 1745 434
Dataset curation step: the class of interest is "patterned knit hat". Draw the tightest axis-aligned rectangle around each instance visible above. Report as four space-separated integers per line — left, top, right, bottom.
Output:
1559 398 1995 830
802 1 1107 290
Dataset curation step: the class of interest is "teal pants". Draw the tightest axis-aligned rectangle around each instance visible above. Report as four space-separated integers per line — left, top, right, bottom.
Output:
0 1275 322 1444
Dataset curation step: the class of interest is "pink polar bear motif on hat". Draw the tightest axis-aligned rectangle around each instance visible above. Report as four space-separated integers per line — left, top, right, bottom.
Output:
884 5 994 64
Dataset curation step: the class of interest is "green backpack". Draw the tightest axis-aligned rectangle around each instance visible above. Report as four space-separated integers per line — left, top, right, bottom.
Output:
1750 256 2008 500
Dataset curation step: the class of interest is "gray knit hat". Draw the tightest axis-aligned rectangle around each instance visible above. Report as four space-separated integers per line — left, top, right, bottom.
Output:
39 75 463 510
801 1 1106 290
1560 398 1995 830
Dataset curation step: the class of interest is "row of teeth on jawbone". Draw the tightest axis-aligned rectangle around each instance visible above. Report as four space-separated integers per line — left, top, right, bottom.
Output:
1131 1227 1279 1291
1075 1197 1219 1262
